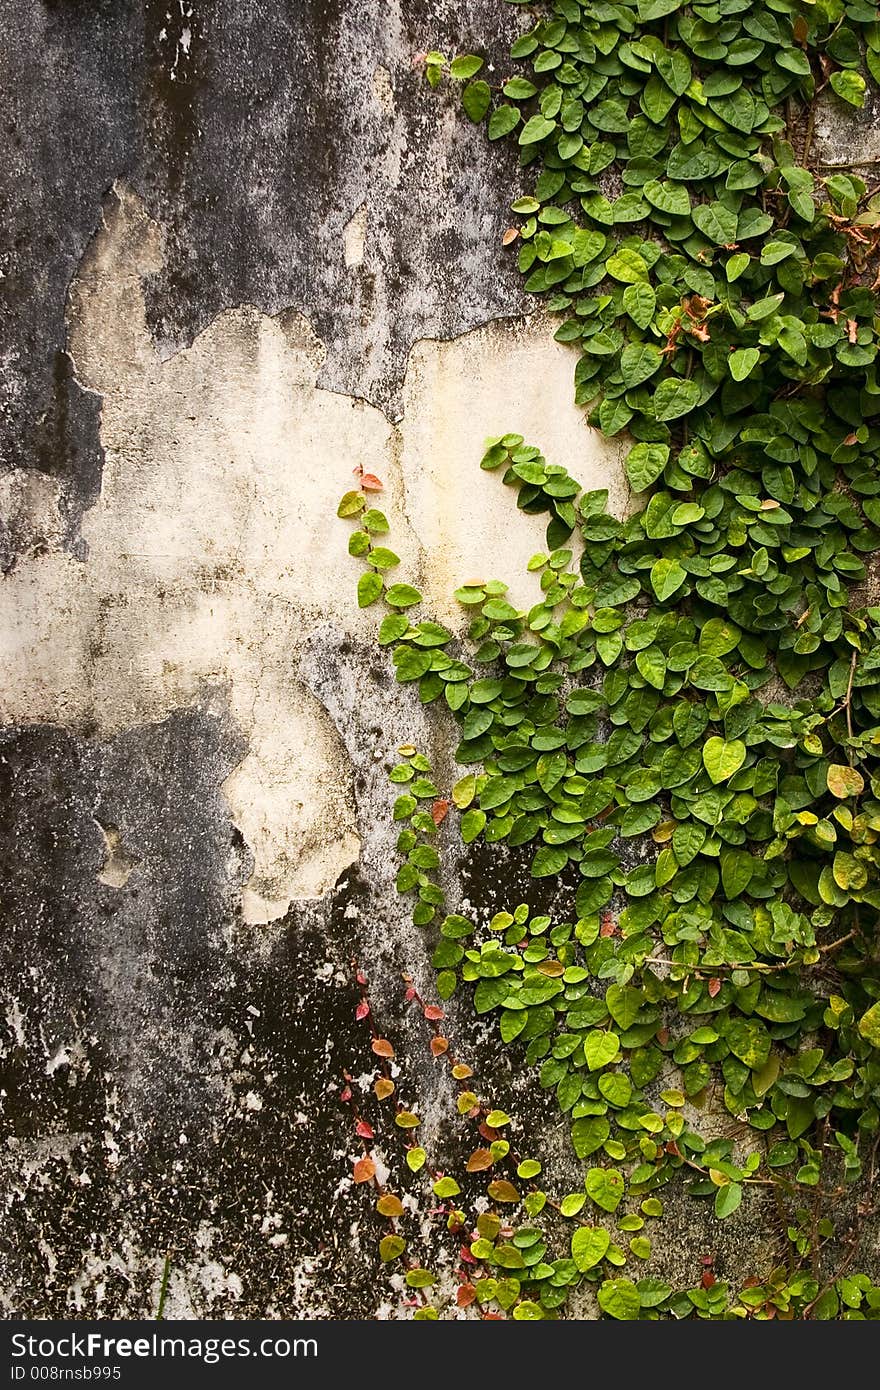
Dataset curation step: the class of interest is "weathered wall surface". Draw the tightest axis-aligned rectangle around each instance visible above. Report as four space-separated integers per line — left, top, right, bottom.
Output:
0 0 635 1318
2 2 877 1319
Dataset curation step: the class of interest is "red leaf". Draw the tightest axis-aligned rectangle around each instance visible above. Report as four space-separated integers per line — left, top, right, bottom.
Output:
478 1122 499 1142
600 916 617 938
431 798 450 826
404 986 417 1002
423 1005 445 1021
356 970 367 986
361 473 384 491
707 977 721 998
656 1028 670 1047
701 1270 716 1289
457 1283 477 1307
355 1119 374 1139
460 1246 477 1266
340 1085 353 1102
353 1157 376 1183
355 1000 370 1021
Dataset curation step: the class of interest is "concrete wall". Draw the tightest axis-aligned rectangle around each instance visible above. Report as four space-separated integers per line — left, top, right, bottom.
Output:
0 1 875 1317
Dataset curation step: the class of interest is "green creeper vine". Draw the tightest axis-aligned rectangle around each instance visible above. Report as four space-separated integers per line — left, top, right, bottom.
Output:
338 0 880 1317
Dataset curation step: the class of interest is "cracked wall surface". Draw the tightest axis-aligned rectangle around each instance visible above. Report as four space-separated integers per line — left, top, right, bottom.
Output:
5 0 876 1321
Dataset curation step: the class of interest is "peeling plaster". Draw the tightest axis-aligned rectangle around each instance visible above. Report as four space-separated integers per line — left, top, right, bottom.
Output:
1 185 628 925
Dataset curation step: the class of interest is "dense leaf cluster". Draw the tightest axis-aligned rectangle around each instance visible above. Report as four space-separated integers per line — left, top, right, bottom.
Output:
338 0 880 1318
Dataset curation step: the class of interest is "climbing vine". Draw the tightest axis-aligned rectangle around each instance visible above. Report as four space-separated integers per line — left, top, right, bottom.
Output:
338 0 880 1317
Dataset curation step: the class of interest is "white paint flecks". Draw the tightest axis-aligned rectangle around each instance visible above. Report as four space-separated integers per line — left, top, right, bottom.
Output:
0 185 629 924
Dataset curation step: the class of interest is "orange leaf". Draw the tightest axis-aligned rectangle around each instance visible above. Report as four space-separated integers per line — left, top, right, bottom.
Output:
424 1005 445 1021
452 1063 474 1080
376 1193 405 1218
457 1283 477 1307
431 798 450 826
372 1038 395 1058
848 318 859 344
466 1148 495 1172
793 15 807 42
536 959 564 977
430 1036 449 1056
486 1179 521 1204
501 228 519 246
708 977 721 998
374 1077 395 1100
353 1157 376 1183
360 473 384 491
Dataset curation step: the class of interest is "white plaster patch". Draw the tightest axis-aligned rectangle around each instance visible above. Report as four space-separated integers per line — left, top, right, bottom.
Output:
402 320 631 620
343 201 368 268
0 185 629 924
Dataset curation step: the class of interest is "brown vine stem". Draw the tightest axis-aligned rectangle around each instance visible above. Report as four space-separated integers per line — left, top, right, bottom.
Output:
845 648 858 749
802 100 817 169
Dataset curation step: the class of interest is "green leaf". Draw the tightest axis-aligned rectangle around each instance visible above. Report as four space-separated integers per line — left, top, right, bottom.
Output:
620 342 663 389
571 1116 610 1159
605 249 648 284
358 571 384 607
830 70 866 107
519 114 556 145
702 736 746 784
369 546 400 570
585 1168 625 1213
714 1182 743 1219
605 984 642 1030
691 202 739 245
338 490 366 518
385 583 422 609
656 50 691 95
461 809 487 843
450 54 483 80
650 557 687 601
488 105 520 140
598 1278 641 1320
643 180 691 217
728 348 760 381
584 1030 620 1070
653 377 701 421
379 1235 406 1262
571 1225 610 1271
699 618 741 657
393 646 432 682
625 442 669 491
462 79 491 123
622 283 657 330
827 764 865 798
858 1001 880 1047
531 844 570 877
